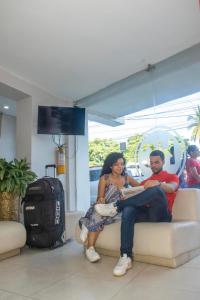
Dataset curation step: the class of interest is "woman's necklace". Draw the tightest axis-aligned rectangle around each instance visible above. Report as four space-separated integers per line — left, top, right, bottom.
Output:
110 174 124 188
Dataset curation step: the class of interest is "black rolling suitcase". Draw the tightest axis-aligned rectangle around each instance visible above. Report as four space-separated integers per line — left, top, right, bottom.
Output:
22 164 65 248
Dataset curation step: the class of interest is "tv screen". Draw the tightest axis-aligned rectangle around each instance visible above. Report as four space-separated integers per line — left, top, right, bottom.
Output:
37 106 85 135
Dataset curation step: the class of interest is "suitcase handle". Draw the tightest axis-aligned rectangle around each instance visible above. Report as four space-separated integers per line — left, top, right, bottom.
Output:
45 164 56 177
45 164 56 169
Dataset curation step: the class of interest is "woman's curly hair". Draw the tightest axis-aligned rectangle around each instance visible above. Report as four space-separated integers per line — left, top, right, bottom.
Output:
100 152 126 176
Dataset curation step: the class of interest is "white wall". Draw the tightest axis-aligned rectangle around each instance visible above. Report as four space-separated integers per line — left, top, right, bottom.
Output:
16 95 73 208
31 98 71 178
0 113 16 161
0 66 90 212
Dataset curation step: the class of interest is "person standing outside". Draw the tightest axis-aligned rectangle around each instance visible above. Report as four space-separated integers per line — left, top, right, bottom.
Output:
186 145 200 188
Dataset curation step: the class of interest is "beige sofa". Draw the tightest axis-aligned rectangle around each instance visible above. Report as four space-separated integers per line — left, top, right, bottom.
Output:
0 221 26 261
76 188 200 268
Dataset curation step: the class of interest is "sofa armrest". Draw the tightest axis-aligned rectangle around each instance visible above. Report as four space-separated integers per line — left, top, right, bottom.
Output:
65 211 84 240
172 188 200 221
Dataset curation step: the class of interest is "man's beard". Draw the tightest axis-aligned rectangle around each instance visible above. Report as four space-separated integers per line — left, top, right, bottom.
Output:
152 167 163 174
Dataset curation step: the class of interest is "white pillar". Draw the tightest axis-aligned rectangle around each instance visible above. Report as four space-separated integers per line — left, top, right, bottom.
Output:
65 135 76 211
65 113 90 212
16 97 32 163
76 112 90 212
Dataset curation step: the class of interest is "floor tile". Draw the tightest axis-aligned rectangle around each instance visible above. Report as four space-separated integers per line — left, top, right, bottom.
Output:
33 273 125 300
0 263 66 297
130 264 200 292
0 289 37 300
3 241 147 285
74 255 148 284
181 255 200 269
112 284 200 300
1 240 200 299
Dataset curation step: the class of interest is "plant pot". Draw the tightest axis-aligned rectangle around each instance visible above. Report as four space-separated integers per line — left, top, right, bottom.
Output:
0 192 19 221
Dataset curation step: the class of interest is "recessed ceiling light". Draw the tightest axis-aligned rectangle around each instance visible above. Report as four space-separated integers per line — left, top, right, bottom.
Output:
3 105 9 110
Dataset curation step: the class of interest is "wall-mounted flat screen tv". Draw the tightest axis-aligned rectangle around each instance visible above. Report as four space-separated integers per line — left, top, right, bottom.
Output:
37 106 85 135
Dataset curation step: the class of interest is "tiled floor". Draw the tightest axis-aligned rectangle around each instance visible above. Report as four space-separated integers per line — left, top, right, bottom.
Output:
1 241 200 300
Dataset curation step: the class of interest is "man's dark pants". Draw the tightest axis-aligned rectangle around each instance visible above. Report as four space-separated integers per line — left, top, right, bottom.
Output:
116 186 172 258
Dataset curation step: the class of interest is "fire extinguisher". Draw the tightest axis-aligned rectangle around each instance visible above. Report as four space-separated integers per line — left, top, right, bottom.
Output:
56 146 66 175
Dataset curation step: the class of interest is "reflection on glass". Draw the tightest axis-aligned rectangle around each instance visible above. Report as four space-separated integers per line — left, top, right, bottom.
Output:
135 127 187 179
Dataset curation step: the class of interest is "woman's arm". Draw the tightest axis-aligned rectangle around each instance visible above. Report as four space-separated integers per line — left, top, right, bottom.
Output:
96 176 107 203
127 175 140 187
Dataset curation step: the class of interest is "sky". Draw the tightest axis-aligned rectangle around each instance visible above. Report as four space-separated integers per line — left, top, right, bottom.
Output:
88 91 200 145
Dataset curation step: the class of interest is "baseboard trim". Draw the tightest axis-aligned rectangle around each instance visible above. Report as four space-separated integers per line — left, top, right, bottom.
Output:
96 247 200 268
0 249 20 261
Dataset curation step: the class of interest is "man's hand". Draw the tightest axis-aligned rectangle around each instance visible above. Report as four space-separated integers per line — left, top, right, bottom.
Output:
143 180 178 193
143 180 160 189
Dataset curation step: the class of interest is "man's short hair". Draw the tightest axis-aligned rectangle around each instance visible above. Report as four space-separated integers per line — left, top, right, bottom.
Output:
187 145 199 155
150 150 165 161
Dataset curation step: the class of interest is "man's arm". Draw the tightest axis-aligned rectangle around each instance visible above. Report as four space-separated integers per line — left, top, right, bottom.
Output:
159 181 178 193
143 180 178 193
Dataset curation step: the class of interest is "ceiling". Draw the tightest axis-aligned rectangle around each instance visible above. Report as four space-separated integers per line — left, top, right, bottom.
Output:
0 0 200 104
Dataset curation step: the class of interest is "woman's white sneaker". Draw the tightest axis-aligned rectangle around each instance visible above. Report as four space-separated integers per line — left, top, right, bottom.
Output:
80 224 88 243
113 254 132 276
86 246 101 263
95 202 118 217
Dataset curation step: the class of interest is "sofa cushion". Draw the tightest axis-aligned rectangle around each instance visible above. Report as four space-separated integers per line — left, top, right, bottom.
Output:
172 189 200 221
65 211 84 240
134 221 200 258
0 221 26 254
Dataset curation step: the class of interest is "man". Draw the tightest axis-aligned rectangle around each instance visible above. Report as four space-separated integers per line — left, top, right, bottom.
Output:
95 150 179 276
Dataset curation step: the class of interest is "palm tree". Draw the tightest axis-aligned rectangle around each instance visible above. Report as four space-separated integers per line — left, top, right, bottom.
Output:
188 105 200 143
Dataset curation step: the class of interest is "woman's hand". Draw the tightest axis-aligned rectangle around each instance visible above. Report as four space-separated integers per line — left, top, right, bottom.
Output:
96 197 105 204
120 194 126 201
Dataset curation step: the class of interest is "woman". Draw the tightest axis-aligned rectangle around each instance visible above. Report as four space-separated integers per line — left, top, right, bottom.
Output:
186 145 200 188
79 152 139 263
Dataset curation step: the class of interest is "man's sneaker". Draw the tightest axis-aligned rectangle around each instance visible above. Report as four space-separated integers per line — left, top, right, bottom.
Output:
85 246 101 263
113 254 132 276
80 224 88 243
95 202 118 217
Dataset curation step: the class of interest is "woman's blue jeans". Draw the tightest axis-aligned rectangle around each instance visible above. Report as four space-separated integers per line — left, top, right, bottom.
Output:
117 186 172 258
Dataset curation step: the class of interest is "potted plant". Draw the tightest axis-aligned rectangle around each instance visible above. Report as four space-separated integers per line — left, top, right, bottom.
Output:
0 158 37 221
